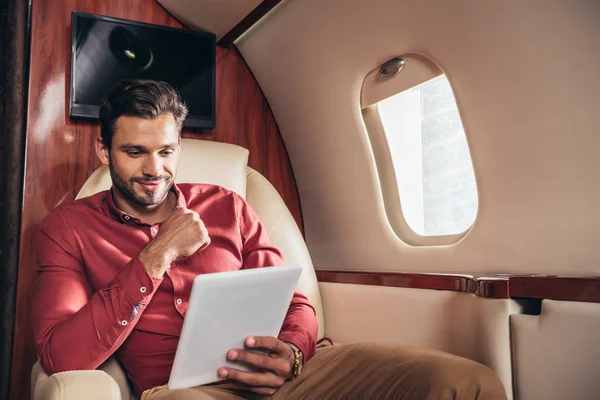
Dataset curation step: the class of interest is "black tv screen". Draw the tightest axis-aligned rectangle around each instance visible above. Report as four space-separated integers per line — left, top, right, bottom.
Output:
70 12 216 129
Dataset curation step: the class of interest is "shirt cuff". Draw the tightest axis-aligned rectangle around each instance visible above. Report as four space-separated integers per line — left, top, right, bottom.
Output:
278 334 311 366
115 257 162 306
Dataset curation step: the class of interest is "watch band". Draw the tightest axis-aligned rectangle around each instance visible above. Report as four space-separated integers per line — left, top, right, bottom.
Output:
287 343 304 380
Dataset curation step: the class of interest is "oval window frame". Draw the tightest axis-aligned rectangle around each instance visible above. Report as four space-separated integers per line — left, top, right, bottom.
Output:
361 54 479 246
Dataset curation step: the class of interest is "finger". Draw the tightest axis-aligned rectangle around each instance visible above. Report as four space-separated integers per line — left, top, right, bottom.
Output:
227 349 289 377
186 208 201 219
218 368 285 389
167 206 185 219
245 336 289 356
173 200 186 211
198 237 211 251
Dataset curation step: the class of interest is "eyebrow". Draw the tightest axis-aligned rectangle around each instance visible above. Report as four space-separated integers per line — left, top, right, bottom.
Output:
119 143 178 151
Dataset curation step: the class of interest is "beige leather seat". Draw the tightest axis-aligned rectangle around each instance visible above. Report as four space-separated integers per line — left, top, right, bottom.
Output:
31 139 325 400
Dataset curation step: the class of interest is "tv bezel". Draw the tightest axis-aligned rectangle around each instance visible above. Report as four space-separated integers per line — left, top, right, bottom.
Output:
70 11 217 129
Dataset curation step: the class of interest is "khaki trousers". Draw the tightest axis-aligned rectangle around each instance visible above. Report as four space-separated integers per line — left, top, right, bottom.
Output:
142 341 507 400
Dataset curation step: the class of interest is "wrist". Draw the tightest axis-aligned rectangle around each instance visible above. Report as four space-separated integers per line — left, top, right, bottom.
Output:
285 342 303 380
139 241 174 278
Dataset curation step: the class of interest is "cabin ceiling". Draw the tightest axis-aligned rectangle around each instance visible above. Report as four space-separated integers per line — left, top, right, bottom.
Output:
157 0 263 40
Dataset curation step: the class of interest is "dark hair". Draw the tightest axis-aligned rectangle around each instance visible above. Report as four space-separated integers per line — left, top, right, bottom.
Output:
99 79 188 149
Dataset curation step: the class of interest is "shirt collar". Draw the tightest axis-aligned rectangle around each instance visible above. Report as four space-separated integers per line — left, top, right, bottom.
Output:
104 183 186 224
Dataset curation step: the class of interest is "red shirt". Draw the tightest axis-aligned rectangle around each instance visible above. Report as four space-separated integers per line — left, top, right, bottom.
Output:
32 183 318 395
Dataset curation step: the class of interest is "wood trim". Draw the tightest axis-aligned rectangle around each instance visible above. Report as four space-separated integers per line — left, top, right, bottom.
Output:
316 270 600 303
316 270 472 293
508 276 600 303
218 0 283 47
474 277 510 299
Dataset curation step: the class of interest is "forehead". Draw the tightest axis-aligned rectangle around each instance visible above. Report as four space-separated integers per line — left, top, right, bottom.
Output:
112 114 179 147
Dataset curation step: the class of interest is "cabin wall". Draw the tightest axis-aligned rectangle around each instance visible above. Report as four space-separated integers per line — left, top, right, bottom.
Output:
238 0 600 276
9 1 302 399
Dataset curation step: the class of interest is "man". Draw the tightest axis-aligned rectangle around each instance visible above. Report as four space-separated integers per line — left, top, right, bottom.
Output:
33 79 507 399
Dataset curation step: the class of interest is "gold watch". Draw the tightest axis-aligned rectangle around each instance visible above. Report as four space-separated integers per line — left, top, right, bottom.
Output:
287 343 304 380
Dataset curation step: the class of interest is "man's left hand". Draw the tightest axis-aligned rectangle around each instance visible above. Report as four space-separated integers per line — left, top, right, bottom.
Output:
218 336 295 396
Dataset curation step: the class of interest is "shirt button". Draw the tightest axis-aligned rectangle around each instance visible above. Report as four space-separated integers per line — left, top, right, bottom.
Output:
124 215 130 221
121 320 128 326
140 286 147 293
176 299 182 305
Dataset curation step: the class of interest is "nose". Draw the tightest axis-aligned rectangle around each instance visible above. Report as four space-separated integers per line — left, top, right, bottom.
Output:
142 154 162 177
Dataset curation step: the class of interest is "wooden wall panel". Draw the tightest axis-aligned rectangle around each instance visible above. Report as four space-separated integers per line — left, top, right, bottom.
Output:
10 1 302 399
316 270 472 293
316 271 600 303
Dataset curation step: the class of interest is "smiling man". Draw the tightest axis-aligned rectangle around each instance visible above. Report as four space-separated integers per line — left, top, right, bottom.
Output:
32 79 507 400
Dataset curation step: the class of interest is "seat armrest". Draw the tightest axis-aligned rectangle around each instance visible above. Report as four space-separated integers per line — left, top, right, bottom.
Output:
31 360 121 400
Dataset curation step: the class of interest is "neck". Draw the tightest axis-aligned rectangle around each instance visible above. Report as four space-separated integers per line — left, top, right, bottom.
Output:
112 189 175 225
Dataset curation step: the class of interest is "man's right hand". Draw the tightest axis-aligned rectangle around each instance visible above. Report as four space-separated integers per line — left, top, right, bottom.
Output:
139 207 211 278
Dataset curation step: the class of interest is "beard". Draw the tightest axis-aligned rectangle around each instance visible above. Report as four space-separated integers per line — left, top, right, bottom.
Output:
109 157 174 206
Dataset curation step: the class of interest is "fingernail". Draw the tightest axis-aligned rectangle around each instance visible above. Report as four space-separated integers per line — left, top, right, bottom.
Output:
218 369 228 377
229 350 237 360
247 337 255 347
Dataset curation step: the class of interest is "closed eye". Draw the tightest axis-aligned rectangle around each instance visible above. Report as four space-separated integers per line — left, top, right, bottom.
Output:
126 151 142 157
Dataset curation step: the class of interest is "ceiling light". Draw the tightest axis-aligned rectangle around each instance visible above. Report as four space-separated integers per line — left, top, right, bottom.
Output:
379 57 405 78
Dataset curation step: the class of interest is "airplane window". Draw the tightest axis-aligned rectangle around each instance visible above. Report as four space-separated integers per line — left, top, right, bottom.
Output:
377 75 478 236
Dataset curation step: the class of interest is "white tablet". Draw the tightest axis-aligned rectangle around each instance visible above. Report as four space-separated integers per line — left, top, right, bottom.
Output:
167 264 303 390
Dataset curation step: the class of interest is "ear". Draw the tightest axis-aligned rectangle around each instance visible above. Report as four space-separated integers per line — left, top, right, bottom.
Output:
95 135 110 166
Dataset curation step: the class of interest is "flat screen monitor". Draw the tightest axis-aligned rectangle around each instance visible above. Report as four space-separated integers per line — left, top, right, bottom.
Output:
70 12 216 129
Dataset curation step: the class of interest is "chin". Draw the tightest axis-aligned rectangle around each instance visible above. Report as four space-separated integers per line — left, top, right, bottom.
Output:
138 190 169 206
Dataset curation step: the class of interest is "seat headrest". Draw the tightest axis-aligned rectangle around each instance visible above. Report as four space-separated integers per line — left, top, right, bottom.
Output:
76 139 250 200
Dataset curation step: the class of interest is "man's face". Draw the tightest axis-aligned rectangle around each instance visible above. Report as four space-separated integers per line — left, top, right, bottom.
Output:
103 114 180 207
